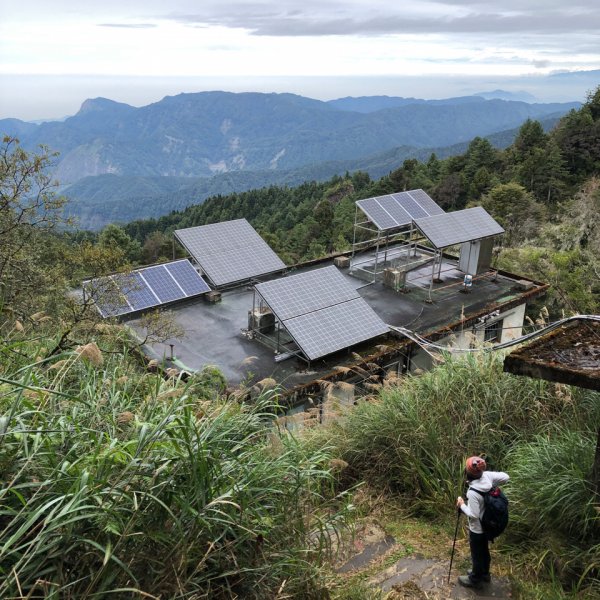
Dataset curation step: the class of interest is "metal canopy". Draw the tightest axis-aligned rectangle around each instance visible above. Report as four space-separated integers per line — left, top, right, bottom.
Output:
90 259 210 318
175 219 286 287
356 189 445 232
414 207 504 249
254 266 389 361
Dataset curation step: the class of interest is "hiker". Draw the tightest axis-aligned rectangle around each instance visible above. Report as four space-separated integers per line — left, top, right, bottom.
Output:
456 456 509 588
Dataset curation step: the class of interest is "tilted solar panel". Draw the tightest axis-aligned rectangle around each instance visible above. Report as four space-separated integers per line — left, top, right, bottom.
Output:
355 197 399 231
141 266 185 303
165 260 211 296
391 192 428 220
114 272 157 312
88 259 210 318
254 265 388 360
356 189 445 231
407 189 445 217
414 207 504 249
175 219 286 286
283 298 390 361
254 265 359 321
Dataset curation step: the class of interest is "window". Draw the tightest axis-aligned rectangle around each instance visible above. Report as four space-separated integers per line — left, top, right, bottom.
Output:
484 319 503 343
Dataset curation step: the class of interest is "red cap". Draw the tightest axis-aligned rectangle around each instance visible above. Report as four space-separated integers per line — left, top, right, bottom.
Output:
466 456 486 478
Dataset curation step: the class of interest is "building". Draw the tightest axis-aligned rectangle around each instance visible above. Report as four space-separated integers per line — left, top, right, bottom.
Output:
85 190 548 422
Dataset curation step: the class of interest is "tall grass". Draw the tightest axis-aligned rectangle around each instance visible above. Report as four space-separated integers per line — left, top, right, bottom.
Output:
0 342 348 598
324 352 599 514
317 350 600 590
507 429 600 592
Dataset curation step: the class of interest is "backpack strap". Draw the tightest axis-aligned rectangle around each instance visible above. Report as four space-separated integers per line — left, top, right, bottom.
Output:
469 488 486 497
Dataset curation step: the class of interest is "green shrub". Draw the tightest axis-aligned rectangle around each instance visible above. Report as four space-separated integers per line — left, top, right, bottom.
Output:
328 352 596 515
0 349 347 598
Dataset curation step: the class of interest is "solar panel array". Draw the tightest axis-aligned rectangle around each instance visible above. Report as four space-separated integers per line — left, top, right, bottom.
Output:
175 219 286 287
414 207 505 249
356 189 445 232
90 259 211 318
255 266 389 361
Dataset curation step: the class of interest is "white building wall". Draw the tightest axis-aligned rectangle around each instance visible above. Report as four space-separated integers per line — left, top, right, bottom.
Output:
409 302 527 371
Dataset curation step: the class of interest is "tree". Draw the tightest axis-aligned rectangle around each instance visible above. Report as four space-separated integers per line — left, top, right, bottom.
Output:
0 137 67 314
553 86 600 182
99 224 141 263
142 231 171 264
481 183 546 244
513 119 547 158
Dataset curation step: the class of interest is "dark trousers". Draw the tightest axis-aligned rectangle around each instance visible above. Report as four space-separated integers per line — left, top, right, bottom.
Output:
469 531 490 581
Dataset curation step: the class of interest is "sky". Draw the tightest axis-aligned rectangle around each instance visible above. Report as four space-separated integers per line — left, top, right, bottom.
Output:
1 0 599 120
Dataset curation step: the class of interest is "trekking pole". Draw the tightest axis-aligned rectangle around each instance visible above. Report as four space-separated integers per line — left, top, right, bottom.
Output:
448 507 461 585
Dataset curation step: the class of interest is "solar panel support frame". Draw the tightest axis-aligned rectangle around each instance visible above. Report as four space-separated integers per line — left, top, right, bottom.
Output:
350 205 417 284
249 288 307 363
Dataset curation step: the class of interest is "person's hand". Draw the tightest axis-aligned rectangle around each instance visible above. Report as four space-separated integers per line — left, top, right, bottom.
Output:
456 496 464 508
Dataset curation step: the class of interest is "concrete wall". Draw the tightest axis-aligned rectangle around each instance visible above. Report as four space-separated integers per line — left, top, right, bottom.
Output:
409 302 527 371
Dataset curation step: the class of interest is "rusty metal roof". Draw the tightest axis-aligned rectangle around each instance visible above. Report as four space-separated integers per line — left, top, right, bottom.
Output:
503 317 600 391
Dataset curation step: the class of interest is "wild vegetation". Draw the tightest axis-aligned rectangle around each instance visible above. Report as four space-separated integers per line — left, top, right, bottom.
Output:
0 87 599 597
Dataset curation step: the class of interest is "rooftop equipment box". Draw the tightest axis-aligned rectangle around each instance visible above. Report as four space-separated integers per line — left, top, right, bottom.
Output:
459 238 494 275
383 267 406 292
248 308 276 334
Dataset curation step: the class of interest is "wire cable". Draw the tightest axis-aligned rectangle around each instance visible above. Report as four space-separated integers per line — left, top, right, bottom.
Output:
388 315 600 355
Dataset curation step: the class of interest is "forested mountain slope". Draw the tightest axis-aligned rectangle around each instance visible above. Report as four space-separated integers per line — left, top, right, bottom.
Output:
0 92 578 185
62 115 563 230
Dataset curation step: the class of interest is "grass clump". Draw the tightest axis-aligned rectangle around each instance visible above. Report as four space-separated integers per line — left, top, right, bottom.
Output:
327 352 593 513
319 351 600 591
0 343 348 598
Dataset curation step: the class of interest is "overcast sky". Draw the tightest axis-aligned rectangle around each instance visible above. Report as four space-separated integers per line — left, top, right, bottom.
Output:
1 0 599 120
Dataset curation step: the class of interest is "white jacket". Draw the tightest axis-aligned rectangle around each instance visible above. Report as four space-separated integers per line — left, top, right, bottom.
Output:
460 470 510 534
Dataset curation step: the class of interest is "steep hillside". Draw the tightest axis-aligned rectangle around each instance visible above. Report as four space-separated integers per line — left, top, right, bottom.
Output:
62 115 563 230
0 92 578 184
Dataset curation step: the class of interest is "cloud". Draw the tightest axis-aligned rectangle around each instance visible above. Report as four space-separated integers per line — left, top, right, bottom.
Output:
533 59 551 69
98 23 157 29
160 1 600 37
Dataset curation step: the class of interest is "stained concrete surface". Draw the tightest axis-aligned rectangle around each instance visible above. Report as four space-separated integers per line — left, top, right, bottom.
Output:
128 245 536 389
371 554 512 599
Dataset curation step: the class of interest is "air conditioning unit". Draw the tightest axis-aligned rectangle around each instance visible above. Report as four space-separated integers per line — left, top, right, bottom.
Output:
248 308 275 334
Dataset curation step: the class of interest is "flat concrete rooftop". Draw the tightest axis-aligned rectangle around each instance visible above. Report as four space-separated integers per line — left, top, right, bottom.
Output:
128 244 546 390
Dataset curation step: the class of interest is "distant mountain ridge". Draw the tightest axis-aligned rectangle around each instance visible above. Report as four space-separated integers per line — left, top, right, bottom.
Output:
61 114 563 230
0 91 579 186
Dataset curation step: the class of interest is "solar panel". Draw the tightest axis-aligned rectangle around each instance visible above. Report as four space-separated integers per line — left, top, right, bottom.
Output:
356 197 399 230
414 207 504 249
407 189 445 217
255 266 359 321
165 260 211 296
141 266 185 303
459 207 505 238
254 265 388 360
114 272 158 312
284 298 390 361
391 192 428 220
175 219 286 286
356 189 444 231
88 278 131 318
88 259 211 318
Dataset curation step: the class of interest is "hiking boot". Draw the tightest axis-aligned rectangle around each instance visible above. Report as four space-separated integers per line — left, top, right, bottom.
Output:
468 570 491 583
458 575 483 588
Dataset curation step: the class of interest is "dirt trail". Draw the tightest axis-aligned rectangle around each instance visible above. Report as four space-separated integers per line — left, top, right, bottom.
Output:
335 523 512 599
